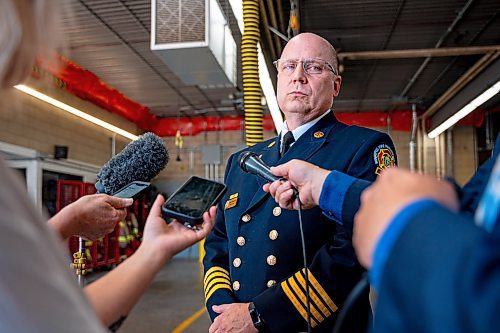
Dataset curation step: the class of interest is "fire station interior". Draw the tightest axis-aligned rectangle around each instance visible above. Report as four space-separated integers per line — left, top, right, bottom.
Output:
1 0 499 332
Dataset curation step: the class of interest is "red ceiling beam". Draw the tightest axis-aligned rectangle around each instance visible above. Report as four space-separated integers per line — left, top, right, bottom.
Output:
37 56 487 137
38 55 156 131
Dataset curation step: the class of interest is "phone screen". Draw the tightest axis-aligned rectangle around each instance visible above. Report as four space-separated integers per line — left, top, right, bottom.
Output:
113 181 150 198
163 177 226 220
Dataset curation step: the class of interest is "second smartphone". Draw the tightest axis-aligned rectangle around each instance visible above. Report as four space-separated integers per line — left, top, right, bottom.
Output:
161 176 227 228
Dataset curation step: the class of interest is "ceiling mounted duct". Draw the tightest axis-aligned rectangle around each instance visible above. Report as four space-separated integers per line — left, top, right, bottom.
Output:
151 0 236 87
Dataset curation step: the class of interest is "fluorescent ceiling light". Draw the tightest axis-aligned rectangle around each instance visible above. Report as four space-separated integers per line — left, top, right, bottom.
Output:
228 0 283 132
14 85 139 141
258 44 284 131
428 80 500 139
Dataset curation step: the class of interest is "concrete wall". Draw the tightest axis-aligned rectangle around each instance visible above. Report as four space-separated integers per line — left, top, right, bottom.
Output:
0 79 135 170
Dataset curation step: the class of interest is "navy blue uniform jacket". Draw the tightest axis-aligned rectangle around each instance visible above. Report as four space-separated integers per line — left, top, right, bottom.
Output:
203 113 397 332
374 138 500 333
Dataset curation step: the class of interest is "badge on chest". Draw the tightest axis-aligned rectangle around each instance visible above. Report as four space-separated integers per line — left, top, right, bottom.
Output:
225 193 239 210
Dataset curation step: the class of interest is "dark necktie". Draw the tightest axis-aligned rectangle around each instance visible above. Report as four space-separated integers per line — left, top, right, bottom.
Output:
281 131 295 157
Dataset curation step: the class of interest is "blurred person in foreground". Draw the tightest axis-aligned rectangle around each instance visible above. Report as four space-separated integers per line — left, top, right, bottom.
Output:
0 1 215 332
265 135 499 333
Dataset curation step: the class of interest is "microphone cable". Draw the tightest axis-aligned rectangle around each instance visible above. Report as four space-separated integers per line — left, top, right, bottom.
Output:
295 191 312 333
331 274 369 333
296 188 369 333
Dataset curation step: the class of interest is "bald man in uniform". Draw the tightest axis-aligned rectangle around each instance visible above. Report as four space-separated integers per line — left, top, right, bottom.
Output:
203 32 397 333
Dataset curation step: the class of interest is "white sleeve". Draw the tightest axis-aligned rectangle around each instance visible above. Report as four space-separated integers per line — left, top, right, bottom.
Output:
0 158 107 333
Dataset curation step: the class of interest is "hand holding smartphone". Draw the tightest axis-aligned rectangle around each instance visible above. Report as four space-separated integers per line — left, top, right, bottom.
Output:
112 181 150 199
161 176 226 228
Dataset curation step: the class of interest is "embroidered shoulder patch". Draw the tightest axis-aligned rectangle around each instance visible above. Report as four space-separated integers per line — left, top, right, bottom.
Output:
373 144 395 175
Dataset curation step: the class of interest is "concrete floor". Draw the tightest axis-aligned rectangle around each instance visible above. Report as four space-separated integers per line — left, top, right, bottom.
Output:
92 258 212 333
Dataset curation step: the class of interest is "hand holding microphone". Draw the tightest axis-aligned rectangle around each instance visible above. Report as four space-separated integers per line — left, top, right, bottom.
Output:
238 152 327 210
261 159 330 210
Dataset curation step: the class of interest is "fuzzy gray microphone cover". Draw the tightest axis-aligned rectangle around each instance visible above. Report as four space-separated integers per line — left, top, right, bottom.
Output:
96 132 169 194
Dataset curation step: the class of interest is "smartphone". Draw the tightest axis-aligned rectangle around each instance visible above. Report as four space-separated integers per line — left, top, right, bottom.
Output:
112 181 150 199
162 176 227 228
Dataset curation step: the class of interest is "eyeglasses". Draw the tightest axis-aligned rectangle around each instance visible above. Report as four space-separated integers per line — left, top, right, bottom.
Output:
273 58 337 76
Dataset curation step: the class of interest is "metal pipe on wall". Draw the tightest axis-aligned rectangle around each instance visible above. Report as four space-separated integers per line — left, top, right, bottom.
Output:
409 104 418 171
435 134 447 178
417 118 425 173
189 149 194 176
446 128 454 177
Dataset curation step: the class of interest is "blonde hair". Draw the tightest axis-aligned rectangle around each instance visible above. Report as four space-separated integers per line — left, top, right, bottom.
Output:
0 0 65 89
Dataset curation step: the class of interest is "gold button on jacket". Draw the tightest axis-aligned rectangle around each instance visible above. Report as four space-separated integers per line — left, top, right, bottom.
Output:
266 255 277 266
269 230 279 240
242 214 251 222
272 206 281 216
233 258 241 268
237 236 246 246
267 280 276 288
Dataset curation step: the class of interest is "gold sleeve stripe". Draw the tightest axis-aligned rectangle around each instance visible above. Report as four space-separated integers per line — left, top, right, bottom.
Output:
204 266 230 284
301 269 338 313
204 266 230 280
281 280 319 328
294 271 332 318
204 277 231 298
205 282 232 303
288 276 323 324
203 272 230 289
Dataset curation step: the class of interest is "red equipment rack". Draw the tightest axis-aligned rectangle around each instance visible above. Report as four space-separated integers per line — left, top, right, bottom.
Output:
56 180 120 270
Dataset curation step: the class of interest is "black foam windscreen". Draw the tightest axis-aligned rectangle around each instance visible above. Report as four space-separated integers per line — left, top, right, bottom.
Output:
238 151 279 183
96 132 169 194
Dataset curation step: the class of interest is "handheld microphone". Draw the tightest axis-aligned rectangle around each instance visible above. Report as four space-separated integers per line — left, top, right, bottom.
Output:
238 151 299 197
238 151 280 183
96 132 169 194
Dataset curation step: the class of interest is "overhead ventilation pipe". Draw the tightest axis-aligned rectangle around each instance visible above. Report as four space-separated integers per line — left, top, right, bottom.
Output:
242 0 264 146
